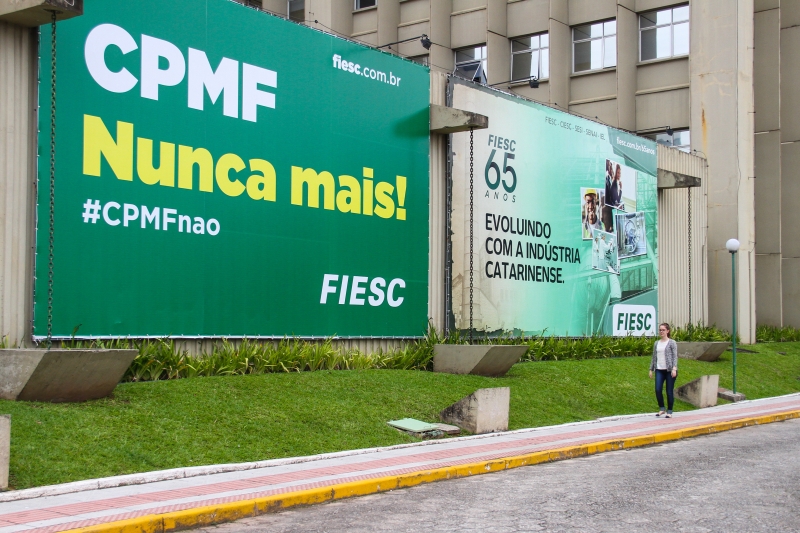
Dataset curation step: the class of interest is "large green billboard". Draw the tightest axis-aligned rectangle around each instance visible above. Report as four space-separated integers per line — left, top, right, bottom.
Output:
449 79 658 337
36 0 430 338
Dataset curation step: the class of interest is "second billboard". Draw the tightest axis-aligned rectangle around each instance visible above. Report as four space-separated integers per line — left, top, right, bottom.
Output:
449 79 658 337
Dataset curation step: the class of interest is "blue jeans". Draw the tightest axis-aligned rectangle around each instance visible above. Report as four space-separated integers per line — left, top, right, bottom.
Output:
655 369 676 413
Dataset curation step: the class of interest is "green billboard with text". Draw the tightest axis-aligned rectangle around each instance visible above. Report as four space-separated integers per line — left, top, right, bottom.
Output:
36 0 430 338
450 79 658 337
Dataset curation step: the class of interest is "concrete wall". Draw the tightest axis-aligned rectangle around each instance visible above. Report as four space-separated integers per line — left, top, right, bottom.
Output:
690 0 755 342
429 71 448 332
781 2 800 328
757 0 800 329
0 0 720 351
285 0 774 339
0 21 36 348
753 2 780 327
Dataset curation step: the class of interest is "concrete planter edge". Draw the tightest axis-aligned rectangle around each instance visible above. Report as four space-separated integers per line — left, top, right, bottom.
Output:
432 344 527 377
0 349 138 402
675 341 731 362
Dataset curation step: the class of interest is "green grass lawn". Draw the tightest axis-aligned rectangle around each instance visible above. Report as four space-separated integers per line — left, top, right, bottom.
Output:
5 342 799 490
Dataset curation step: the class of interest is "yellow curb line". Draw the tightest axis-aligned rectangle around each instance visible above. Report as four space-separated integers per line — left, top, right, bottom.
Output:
68 409 800 533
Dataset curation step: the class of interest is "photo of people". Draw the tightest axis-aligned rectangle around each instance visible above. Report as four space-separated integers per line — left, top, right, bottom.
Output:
581 188 604 240
615 211 647 259
591 228 620 275
601 204 615 233
605 159 637 213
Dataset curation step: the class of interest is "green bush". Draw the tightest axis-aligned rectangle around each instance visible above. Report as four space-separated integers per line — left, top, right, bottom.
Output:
57 321 792 383
757 325 800 343
669 323 736 342
417 329 656 361
115 335 438 382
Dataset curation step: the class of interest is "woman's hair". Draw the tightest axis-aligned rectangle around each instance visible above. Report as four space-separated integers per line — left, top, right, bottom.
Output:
659 323 671 338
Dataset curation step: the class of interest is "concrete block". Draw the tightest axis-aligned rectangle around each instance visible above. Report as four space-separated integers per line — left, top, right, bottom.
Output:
676 342 730 362
675 375 719 408
718 388 747 403
440 387 509 434
433 423 461 435
0 415 8 490
657 170 701 189
0 349 138 402
429 104 488 134
0 0 83 27
433 345 526 377
0 351 42 401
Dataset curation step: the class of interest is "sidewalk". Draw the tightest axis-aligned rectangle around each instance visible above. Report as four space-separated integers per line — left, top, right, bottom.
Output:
2 394 799 533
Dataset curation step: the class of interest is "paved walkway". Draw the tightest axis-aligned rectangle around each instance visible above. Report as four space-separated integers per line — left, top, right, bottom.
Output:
1 394 799 533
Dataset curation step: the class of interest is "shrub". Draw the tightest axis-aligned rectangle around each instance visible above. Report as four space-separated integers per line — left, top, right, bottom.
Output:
56 321 792 383
669 323 736 342
117 336 438 382
757 325 800 343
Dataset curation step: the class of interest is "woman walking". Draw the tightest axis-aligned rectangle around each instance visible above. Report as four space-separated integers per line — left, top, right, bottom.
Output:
650 323 678 417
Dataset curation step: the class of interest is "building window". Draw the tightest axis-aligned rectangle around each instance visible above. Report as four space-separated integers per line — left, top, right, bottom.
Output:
643 129 690 152
355 0 376 9
235 0 262 8
573 20 616 73
454 46 487 84
511 33 549 82
288 0 304 22
640 5 689 61
410 55 429 66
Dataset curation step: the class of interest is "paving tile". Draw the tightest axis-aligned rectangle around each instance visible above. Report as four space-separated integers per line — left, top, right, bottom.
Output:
0 510 66 525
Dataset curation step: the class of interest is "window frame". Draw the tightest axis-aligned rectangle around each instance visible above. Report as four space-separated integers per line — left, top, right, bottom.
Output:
354 0 376 10
642 129 691 153
409 55 429 67
510 32 550 82
453 46 488 84
288 0 304 22
572 19 617 74
235 0 262 9
638 5 690 63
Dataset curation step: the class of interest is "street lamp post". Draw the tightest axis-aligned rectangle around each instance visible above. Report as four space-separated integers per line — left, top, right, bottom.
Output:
726 238 740 394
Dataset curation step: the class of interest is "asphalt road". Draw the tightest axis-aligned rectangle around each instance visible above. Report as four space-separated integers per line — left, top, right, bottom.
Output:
199 419 800 533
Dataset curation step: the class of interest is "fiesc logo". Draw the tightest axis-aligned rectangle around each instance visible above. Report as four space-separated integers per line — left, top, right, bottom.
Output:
484 134 517 203
612 304 657 336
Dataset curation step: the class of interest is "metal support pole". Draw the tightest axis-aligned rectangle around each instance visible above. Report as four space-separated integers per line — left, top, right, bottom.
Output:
732 251 737 394
47 11 57 350
688 187 692 326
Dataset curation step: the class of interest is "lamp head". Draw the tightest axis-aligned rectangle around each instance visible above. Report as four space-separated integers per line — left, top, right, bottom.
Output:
666 126 674 136
529 76 539 89
421 35 432 50
726 238 740 253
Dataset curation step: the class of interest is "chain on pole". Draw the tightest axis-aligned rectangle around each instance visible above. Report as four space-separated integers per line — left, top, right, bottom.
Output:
469 127 474 344
47 11 57 349
688 187 692 326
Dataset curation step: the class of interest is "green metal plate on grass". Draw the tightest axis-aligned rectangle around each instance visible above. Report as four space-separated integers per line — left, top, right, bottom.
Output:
387 418 438 432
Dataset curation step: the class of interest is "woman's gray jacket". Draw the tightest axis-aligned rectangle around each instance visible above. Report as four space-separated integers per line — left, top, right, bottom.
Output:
650 339 678 371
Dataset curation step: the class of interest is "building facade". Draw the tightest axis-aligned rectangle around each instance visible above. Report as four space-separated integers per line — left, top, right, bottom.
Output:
240 0 769 341
0 0 783 345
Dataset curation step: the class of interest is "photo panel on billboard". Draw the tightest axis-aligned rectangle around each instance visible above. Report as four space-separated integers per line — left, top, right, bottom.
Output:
615 211 647 259
581 187 604 240
36 0 431 338
605 159 637 213
591 229 620 275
